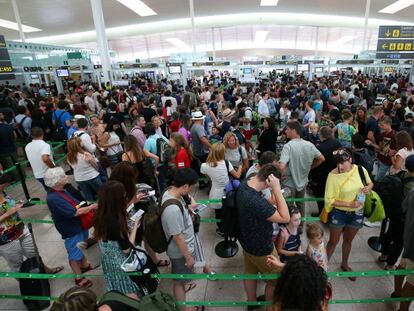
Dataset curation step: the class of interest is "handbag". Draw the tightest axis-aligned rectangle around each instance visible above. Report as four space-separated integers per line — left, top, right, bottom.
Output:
122 246 160 296
53 190 95 230
357 166 386 223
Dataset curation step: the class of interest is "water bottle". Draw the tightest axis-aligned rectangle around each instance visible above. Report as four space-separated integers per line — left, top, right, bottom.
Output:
281 187 291 198
357 190 366 204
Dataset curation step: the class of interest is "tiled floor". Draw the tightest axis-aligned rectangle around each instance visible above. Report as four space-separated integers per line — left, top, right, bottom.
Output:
0 169 412 310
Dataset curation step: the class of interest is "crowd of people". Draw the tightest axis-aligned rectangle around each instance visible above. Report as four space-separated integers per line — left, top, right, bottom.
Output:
0 70 414 310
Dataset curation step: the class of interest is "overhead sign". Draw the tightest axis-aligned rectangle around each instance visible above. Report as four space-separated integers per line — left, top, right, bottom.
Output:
376 52 414 59
0 35 14 80
23 66 42 72
377 26 414 59
381 60 399 64
384 67 394 73
93 64 102 69
265 60 297 65
192 61 230 66
243 61 263 65
336 60 374 65
377 39 414 52
303 60 324 64
378 26 414 39
67 52 82 59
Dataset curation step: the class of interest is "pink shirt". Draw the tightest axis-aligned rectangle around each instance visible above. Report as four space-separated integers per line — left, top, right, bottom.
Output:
178 127 192 144
130 126 146 149
390 147 414 174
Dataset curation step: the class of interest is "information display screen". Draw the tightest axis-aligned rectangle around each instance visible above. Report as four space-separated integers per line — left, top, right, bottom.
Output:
297 63 310 72
243 68 253 74
168 65 182 74
56 69 70 77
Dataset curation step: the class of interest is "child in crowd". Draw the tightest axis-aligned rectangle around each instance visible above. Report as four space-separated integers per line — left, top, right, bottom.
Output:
209 126 223 143
306 122 321 146
276 209 302 263
306 223 328 271
335 110 356 148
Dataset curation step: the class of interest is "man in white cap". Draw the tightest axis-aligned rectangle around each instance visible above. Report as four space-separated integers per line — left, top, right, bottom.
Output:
191 111 211 188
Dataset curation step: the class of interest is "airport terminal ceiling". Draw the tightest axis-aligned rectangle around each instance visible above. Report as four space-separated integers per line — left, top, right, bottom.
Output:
1 0 414 60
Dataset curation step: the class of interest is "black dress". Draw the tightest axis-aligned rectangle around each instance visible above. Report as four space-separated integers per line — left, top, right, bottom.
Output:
257 128 278 155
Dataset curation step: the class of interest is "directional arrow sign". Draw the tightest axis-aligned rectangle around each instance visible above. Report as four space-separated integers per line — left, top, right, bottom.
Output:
377 39 414 52
378 26 414 39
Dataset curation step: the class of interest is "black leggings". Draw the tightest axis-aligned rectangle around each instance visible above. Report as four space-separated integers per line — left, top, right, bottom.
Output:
381 218 404 266
215 209 223 232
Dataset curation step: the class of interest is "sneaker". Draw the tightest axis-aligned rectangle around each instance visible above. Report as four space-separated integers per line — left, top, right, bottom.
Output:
215 229 225 238
364 220 381 228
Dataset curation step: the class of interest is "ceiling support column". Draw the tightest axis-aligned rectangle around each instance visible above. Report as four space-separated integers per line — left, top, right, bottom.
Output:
362 0 371 52
314 26 320 58
189 0 196 58
11 0 25 42
211 28 216 60
90 0 112 84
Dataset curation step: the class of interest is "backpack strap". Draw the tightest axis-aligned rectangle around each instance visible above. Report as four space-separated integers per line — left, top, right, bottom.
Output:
357 165 367 186
54 110 66 126
19 116 27 126
160 196 185 246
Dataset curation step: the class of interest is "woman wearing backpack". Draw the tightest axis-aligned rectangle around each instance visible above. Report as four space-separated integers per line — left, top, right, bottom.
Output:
223 132 249 179
200 143 242 237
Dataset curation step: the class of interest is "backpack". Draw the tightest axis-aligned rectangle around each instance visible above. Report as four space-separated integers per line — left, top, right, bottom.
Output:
156 137 172 163
143 190 184 253
13 116 30 141
354 149 374 175
98 290 180 311
221 161 241 239
246 107 261 127
52 110 67 141
372 172 410 220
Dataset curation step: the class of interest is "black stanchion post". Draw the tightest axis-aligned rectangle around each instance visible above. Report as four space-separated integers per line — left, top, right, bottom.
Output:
15 162 40 207
368 218 388 253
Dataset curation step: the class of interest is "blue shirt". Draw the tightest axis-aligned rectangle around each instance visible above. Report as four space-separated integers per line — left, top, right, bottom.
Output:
52 110 71 133
237 181 276 256
46 190 82 239
67 126 77 139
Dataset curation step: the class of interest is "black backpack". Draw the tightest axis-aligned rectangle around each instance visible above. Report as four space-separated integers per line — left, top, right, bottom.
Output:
220 161 241 239
374 172 414 219
52 110 67 141
13 116 30 141
354 149 374 175
156 137 172 163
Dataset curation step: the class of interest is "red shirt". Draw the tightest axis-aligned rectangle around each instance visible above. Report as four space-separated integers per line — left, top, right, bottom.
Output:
169 119 181 133
174 148 191 169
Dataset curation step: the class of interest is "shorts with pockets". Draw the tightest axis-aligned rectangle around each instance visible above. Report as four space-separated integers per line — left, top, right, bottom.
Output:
170 252 196 284
329 208 364 229
243 248 280 286
64 230 88 261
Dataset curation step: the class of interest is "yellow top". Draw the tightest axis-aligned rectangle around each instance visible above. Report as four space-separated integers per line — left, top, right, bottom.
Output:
324 165 371 213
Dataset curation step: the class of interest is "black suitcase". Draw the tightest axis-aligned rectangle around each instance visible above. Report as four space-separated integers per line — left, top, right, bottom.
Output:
19 223 51 310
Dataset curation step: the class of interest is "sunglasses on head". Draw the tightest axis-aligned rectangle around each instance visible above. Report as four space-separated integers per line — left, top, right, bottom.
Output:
333 149 352 161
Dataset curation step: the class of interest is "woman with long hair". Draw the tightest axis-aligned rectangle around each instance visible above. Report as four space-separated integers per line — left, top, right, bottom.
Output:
177 114 192 143
258 117 278 155
109 162 169 268
169 132 192 169
66 137 102 202
223 131 249 177
354 106 368 139
100 118 123 167
390 131 414 175
94 181 141 299
201 143 242 236
122 135 159 188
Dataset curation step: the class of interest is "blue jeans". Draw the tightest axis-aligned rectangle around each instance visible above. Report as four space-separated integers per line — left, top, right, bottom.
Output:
77 175 102 202
374 161 390 182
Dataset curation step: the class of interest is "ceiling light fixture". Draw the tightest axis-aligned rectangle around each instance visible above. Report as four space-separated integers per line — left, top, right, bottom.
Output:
165 38 187 48
0 18 41 32
253 30 268 45
117 0 157 17
260 0 279 6
379 0 414 14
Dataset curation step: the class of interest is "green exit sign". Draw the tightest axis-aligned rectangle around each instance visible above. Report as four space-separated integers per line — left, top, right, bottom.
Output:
67 52 82 59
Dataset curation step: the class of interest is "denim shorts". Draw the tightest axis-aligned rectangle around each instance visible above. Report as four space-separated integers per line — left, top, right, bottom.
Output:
329 208 364 229
64 230 88 261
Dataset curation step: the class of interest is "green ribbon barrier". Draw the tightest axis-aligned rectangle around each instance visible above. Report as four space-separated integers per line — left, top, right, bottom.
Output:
0 294 413 306
0 269 413 280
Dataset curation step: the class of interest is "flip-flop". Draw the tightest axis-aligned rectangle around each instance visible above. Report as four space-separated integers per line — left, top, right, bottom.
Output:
341 265 356 281
49 266 64 274
81 264 93 274
185 282 197 293
156 259 170 267
75 277 93 288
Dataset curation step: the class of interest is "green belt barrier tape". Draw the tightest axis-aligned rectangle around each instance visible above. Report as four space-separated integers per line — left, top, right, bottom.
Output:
0 269 413 280
0 295 413 305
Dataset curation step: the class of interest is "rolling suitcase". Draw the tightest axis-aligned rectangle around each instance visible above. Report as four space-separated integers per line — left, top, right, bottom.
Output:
19 223 51 310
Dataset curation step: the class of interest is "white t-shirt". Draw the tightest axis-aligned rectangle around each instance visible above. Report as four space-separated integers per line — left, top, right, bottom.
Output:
84 95 98 112
25 140 53 179
161 96 178 113
70 153 99 182
258 99 270 118
201 160 233 209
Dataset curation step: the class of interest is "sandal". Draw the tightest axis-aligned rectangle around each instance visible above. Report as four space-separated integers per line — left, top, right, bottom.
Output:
47 266 64 274
81 264 93 274
185 282 197 293
75 277 93 288
341 265 356 282
156 259 170 267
